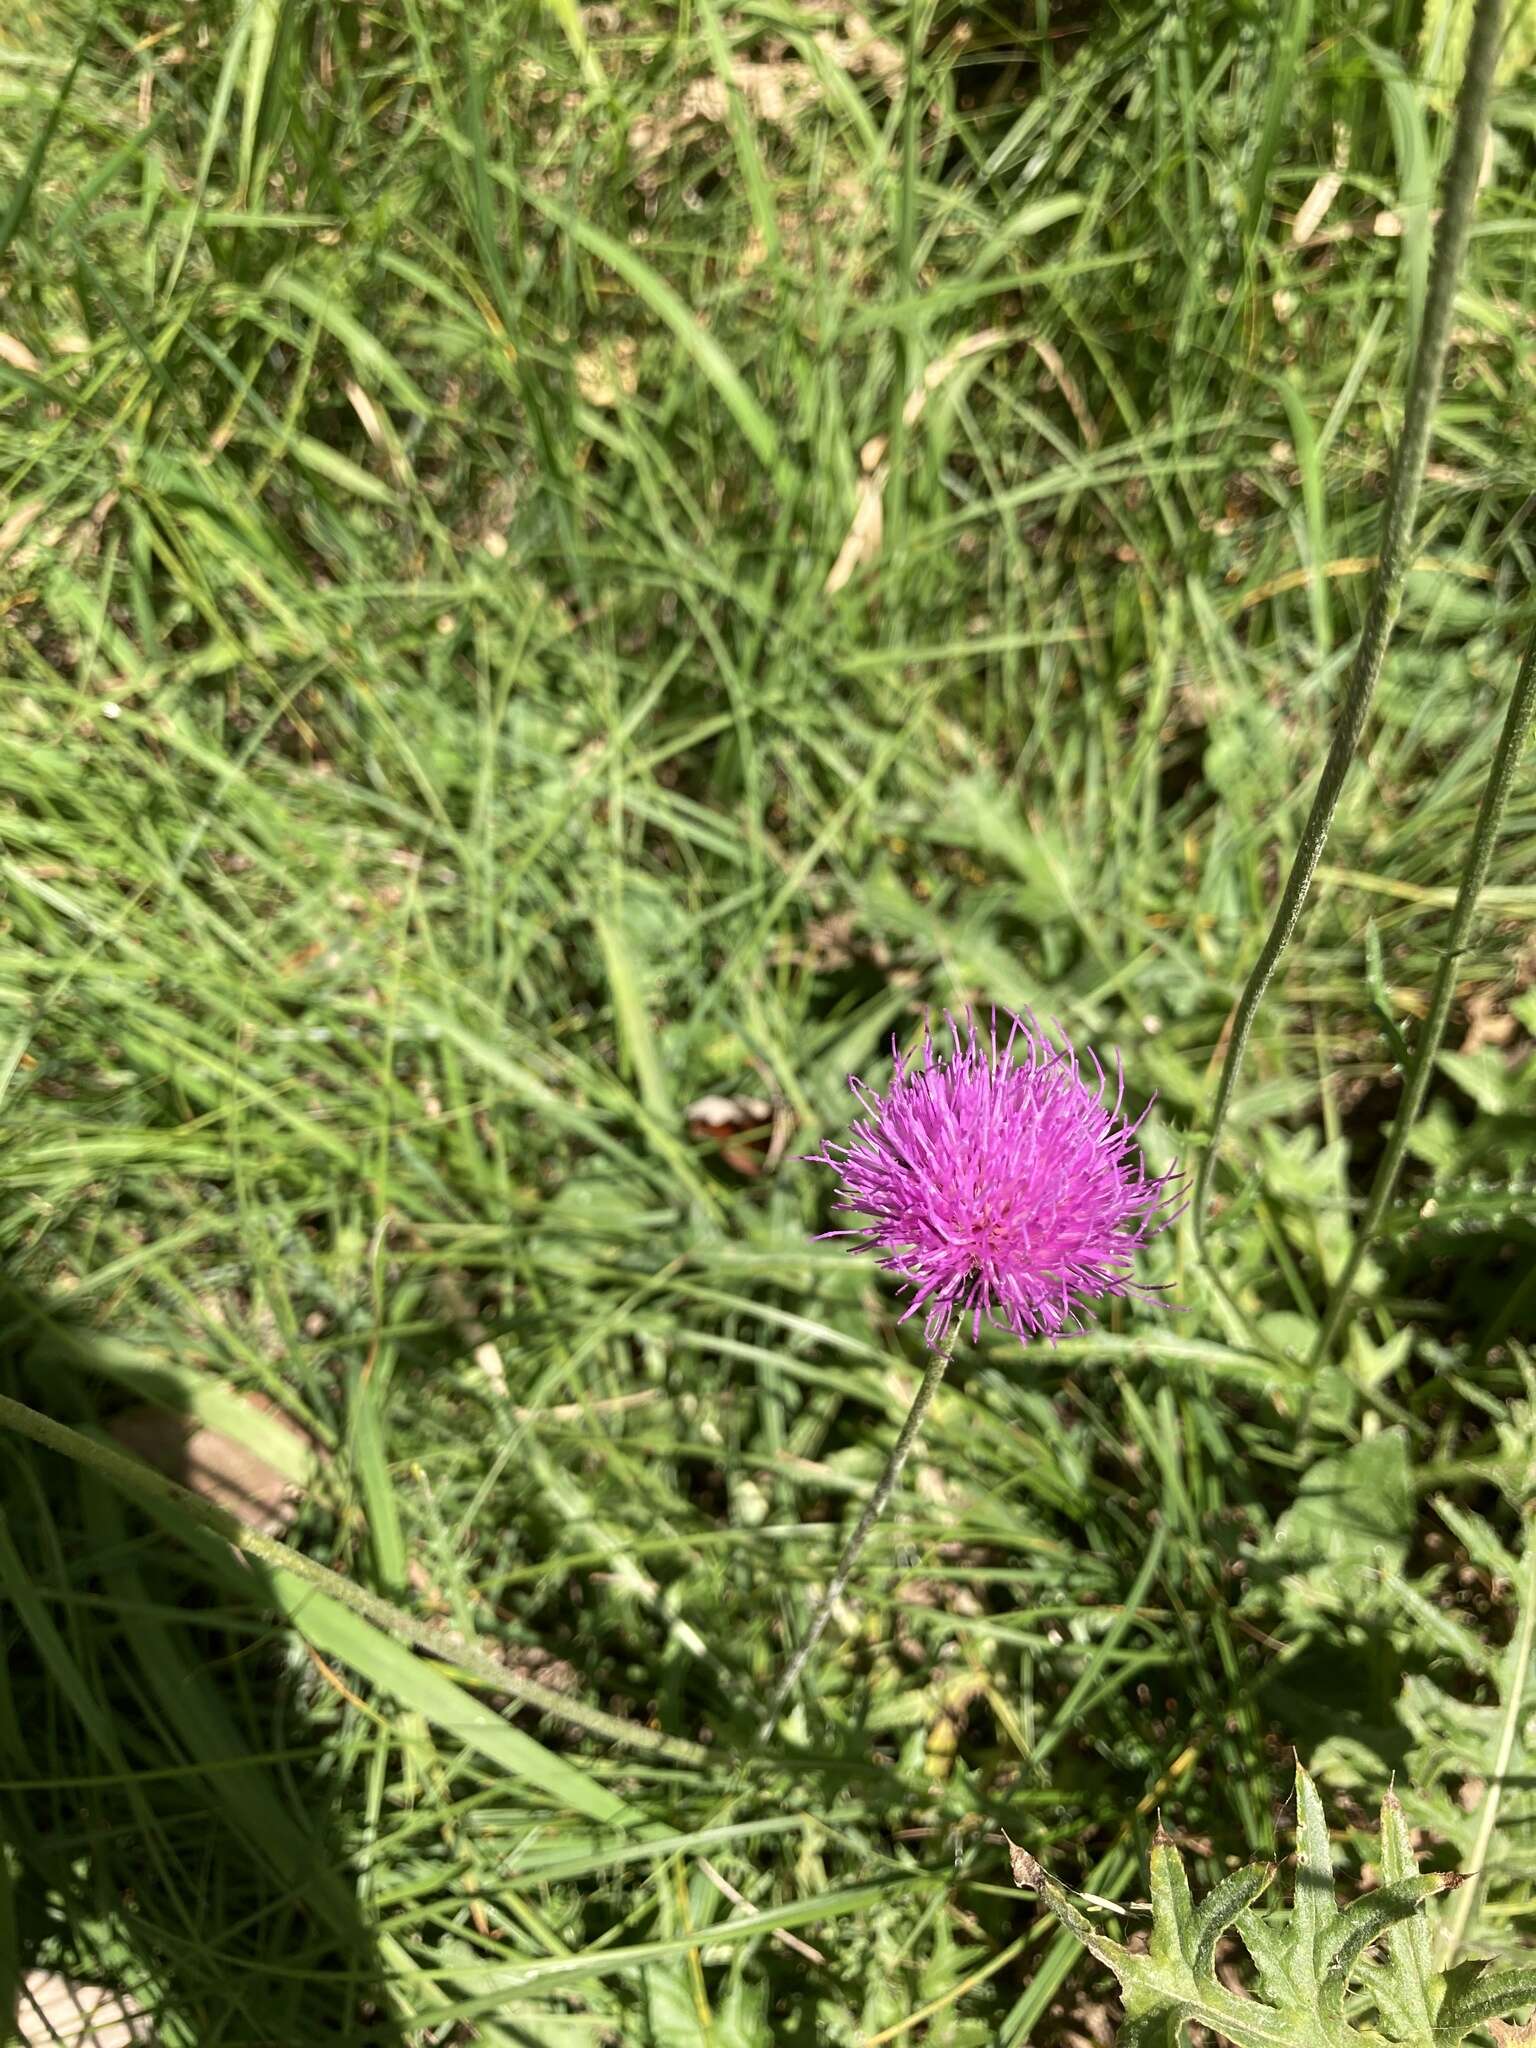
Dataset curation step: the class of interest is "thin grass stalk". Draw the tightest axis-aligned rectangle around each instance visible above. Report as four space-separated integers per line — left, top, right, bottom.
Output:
883 0 932 569
759 1323 958 1737
1193 0 1505 1255
1312 614 1536 1364
1441 1524 1536 1964
0 1390 709 1767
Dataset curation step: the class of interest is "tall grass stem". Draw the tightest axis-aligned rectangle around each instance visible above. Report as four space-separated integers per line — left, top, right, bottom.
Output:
1312 615 1536 1364
1193 0 1505 1255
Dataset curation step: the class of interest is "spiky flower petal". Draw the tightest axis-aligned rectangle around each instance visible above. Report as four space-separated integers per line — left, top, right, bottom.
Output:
807 1011 1179 1347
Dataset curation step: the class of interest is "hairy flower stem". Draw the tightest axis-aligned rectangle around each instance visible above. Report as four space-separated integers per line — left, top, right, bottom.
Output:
1313 616 1536 1368
760 1326 958 1738
1193 0 1504 1257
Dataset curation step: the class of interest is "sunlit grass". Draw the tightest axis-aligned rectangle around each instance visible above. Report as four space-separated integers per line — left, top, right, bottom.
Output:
1 3 1533 2041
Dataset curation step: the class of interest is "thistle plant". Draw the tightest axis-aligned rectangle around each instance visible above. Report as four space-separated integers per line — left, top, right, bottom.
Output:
760 1011 1177 1732
1015 1763 1536 2048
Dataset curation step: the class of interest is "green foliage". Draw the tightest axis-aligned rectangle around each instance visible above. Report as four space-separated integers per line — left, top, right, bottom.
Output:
1019 1765 1536 2048
1313 1502 1536 1957
1263 1431 1415 1624
1411 1039 1536 1200
1 0 1534 2039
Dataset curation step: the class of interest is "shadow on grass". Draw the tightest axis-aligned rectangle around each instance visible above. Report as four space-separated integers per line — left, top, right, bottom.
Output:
0 1274 406 2046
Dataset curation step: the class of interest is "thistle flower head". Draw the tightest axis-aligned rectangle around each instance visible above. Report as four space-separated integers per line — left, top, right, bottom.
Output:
807 1010 1179 1348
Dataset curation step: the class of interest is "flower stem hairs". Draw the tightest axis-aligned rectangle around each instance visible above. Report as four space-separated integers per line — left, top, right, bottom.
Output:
760 1011 1178 1734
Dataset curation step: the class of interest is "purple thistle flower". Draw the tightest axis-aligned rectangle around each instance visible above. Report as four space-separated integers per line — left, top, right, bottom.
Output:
807 1010 1180 1348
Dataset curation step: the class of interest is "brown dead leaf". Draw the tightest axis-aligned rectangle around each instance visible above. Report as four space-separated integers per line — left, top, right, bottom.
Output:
631 59 817 161
897 1572 984 1617
1460 989 1517 1055
342 377 412 487
779 911 893 974
1002 1831 1043 1890
680 74 730 125
110 1392 318 1537
1291 170 1343 245
1491 2025 1536 2047
0 334 41 375
797 910 857 967
1047 1988 1119 2048
499 1642 581 1694
685 1092 786 1176
1291 129 1349 246
17 1972 150 2047
0 498 44 564
716 64 800 128
823 470 886 594
1028 334 1098 447
825 331 1005 592
901 328 1005 429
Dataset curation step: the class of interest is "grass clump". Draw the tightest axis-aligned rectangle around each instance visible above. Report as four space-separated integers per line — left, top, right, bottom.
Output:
0 2 1534 2042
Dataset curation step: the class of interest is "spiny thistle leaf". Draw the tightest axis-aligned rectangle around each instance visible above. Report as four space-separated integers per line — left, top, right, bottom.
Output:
1149 1832 1197 1969
1010 1764 1536 2048
1290 1760 1338 1994
1189 1862 1277 1977
1376 1790 1437 2043
1321 1878 1457 2017
1119 2016 1184 2048
1238 1902 1298 2009
1436 1971 1536 2044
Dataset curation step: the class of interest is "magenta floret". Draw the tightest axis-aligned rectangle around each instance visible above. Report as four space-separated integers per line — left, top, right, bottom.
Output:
806 1010 1180 1347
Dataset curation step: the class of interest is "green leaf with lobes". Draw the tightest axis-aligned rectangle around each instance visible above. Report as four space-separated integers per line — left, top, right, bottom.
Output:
1008 1765 1536 2047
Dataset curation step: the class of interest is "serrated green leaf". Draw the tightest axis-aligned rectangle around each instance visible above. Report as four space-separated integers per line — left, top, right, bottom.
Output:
1149 1839 1195 1968
1390 1580 1500 1676
1119 2011 1185 2048
1438 1958 1493 2002
1434 1968 1536 2043
1433 1499 1520 1583
1237 1908 1297 2008
1181 1980 1300 2048
1320 1876 1446 2006
1190 1863 1276 1976
1376 1789 1436 2040
1436 1048 1518 1114
1271 1432 1414 1604
1020 1856 1133 1980
1029 1781 1536 2048
1291 1764 1338 1990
